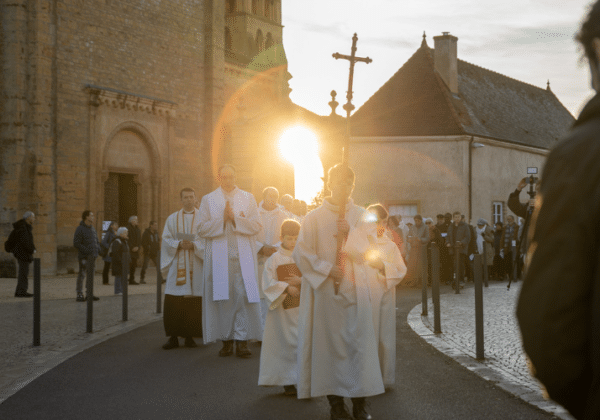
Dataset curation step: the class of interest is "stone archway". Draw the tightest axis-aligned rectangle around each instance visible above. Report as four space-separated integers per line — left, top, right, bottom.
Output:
100 124 161 231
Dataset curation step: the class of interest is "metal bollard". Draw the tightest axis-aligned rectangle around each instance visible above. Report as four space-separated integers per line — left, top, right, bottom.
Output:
421 244 428 316
156 250 162 314
86 260 93 333
482 241 489 287
123 263 128 322
454 242 461 294
431 244 441 334
33 258 41 346
512 244 519 282
474 254 485 360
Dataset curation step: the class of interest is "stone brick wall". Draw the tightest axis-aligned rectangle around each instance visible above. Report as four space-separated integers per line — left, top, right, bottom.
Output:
0 0 58 275
1 0 289 274
51 0 212 273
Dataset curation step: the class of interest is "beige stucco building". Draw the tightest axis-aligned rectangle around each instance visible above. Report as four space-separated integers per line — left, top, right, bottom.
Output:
349 33 574 225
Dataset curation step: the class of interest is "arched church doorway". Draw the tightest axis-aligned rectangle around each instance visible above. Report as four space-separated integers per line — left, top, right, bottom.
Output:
102 128 157 230
104 173 138 227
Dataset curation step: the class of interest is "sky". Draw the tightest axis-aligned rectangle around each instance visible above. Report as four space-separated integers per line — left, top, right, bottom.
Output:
282 0 596 119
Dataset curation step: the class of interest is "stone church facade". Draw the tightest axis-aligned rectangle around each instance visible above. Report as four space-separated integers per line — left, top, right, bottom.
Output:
0 0 297 274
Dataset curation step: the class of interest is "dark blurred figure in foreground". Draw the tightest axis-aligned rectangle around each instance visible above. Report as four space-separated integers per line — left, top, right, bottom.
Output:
517 3 600 418
8 211 36 297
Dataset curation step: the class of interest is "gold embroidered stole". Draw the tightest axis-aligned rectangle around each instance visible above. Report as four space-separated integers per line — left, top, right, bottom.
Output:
176 210 195 286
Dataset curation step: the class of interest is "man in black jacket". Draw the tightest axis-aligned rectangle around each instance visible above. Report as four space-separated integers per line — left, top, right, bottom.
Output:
126 215 141 285
10 211 36 297
140 220 162 284
436 214 452 284
517 4 600 418
445 211 470 287
73 210 100 302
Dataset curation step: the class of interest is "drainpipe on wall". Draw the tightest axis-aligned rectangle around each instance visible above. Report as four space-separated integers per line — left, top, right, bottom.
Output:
468 136 474 223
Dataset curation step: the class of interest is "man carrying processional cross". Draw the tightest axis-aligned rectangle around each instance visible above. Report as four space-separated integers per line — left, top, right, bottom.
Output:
292 164 384 420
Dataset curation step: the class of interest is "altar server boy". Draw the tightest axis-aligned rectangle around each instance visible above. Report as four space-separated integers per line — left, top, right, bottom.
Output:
258 219 302 396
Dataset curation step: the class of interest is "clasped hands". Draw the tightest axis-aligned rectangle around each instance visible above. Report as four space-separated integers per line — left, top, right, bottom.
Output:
178 240 194 250
285 276 302 298
223 201 236 223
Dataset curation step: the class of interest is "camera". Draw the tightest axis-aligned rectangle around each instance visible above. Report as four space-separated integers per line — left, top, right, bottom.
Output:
526 167 539 200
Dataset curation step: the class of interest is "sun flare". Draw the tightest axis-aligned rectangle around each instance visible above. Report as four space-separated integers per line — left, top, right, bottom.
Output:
278 126 324 203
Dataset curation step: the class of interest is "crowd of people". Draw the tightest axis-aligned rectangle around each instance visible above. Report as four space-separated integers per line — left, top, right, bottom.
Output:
388 205 528 290
71 212 165 301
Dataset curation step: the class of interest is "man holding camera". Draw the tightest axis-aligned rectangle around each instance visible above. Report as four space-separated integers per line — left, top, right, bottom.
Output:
517 3 600 418
508 176 538 280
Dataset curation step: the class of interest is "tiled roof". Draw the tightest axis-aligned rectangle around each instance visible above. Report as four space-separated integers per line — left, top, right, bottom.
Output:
351 42 575 149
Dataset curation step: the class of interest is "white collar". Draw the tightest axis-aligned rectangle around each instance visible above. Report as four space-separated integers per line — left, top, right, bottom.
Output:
279 246 293 257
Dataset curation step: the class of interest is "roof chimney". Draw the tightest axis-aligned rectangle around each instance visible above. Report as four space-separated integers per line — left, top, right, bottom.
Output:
433 32 458 94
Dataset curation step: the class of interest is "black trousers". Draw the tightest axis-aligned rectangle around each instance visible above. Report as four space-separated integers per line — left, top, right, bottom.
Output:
440 247 453 283
128 256 138 283
140 253 163 282
15 259 30 294
163 295 203 338
102 261 111 284
504 249 514 280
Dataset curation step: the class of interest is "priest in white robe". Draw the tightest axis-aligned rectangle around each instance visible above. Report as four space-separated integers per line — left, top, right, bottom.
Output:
258 219 302 396
292 164 383 420
256 186 288 330
160 187 205 350
198 164 263 358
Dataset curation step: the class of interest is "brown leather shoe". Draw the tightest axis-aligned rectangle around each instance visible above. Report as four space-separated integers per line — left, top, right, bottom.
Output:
218 340 234 357
235 340 251 358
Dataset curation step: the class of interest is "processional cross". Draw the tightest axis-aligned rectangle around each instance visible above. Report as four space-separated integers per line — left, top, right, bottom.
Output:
332 33 372 294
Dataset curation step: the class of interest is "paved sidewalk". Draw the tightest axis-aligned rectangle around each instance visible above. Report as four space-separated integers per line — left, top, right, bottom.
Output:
0 268 163 404
407 281 574 420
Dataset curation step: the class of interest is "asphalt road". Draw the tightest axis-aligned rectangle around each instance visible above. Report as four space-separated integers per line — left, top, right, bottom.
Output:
0 287 557 420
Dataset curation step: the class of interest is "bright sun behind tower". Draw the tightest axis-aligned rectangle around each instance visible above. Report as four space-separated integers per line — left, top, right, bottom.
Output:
278 126 324 203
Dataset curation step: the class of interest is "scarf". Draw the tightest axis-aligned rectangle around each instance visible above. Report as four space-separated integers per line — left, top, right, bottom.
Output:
476 225 485 255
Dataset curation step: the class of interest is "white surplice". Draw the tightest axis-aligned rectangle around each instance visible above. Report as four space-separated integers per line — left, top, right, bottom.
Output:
161 209 204 296
346 222 407 386
292 198 385 399
258 247 300 386
256 203 288 328
198 186 263 343
373 234 406 384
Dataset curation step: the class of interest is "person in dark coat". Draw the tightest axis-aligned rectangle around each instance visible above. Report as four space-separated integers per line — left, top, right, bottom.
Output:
517 4 600 418
426 218 444 286
445 211 470 288
491 222 504 280
126 215 141 285
73 210 100 301
140 220 162 284
110 227 130 295
435 214 452 284
101 221 118 285
463 215 477 282
10 211 36 297
501 215 519 281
